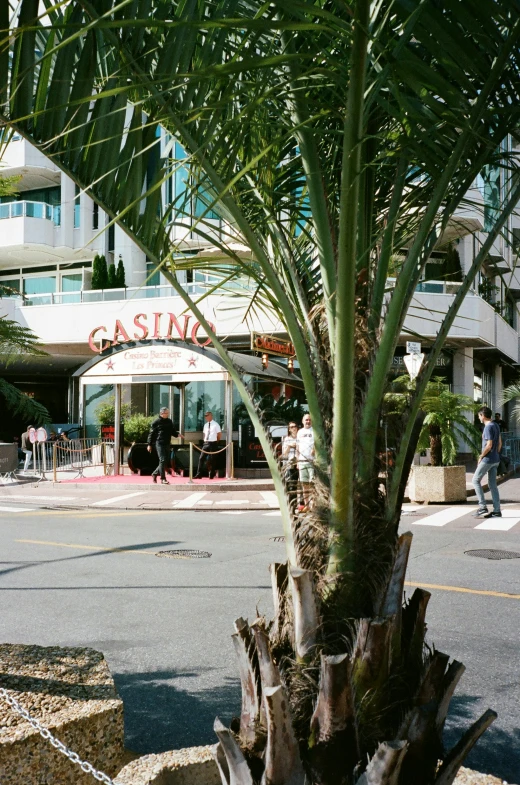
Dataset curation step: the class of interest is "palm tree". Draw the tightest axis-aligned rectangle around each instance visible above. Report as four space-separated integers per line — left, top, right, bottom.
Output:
2 2 520 782
387 376 481 467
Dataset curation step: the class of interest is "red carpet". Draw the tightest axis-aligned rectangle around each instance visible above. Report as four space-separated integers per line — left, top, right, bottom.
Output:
61 473 231 485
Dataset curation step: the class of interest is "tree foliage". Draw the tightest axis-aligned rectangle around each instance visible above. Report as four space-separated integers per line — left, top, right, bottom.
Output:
3 1 520 781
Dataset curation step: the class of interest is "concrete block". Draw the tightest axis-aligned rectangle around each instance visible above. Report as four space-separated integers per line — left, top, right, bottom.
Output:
409 465 467 503
115 746 221 785
0 644 124 784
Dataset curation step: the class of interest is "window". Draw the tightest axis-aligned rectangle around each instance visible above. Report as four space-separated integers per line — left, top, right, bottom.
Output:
93 202 99 230
60 273 82 303
74 185 81 228
23 275 57 304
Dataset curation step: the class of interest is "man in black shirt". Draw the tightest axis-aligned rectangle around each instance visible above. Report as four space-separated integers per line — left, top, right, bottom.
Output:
147 407 181 484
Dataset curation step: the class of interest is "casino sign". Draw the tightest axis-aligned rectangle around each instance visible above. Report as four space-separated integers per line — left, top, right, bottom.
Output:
88 311 216 353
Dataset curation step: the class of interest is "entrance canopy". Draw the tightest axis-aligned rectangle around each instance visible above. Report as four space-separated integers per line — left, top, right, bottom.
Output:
73 340 301 386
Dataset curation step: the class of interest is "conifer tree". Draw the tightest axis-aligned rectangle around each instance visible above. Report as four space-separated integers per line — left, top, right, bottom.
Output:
107 261 117 288
116 256 126 288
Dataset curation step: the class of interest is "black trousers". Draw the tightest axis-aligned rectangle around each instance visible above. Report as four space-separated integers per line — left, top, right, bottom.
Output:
152 442 170 480
197 442 218 476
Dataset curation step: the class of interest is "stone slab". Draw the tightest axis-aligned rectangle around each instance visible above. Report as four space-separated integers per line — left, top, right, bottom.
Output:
115 745 220 785
0 644 124 784
409 465 467 503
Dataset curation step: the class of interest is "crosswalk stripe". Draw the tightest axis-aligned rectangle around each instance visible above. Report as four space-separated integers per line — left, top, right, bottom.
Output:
260 491 279 508
263 511 282 517
0 494 76 502
215 500 249 505
475 517 520 531
172 492 207 508
412 507 470 526
91 492 146 506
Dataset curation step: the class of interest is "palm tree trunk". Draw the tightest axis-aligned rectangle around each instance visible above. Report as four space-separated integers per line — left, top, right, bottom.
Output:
429 427 443 467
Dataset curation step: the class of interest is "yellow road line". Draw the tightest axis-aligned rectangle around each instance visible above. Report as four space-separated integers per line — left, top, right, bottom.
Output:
15 539 157 556
405 580 520 601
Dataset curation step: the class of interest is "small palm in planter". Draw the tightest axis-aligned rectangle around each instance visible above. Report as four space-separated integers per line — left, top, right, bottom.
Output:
387 377 480 502
416 379 481 466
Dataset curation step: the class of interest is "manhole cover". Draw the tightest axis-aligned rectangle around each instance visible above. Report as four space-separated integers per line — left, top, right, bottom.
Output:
465 549 520 561
156 549 212 559
270 536 285 542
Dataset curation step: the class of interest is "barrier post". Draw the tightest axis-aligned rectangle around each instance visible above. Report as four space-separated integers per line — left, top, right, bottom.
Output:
103 442 107 476
53 443 57 482
189 442 194 483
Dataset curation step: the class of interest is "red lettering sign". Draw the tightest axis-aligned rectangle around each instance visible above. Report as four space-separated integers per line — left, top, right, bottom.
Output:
88 312 216 353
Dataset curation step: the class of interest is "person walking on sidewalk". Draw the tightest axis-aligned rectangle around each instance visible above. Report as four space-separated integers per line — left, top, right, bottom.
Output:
194 411 221 479
472 406 502 518
147 407 181 484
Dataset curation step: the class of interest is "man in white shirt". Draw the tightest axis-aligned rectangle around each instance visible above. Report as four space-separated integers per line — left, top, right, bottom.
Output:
194 411 222 479
297 413 314 510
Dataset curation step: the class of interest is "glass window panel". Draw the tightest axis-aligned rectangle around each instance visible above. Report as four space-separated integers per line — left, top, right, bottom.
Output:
84 384 113 438
61 273 82 292
184 381 225 431
26 202 44 218
11 203 22 217
0 204 9 218
24 276 56 295
149 384 171 415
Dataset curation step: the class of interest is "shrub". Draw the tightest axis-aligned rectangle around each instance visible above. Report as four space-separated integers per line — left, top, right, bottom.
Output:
116 256 126 288
91 254 108 289
94 397 132 425
124 413 154 444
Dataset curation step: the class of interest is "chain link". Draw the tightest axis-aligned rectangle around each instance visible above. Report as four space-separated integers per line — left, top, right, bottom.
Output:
0 687 117 784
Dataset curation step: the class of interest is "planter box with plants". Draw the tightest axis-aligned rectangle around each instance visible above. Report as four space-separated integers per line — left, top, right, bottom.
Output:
387 376 480 504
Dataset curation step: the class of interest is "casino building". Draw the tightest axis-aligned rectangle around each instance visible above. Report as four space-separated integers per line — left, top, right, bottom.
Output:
1 132 520 464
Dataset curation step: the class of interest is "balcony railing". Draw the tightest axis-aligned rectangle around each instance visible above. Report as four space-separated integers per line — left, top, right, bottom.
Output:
386 278 475 294
0 200 61 226
7 283 215 306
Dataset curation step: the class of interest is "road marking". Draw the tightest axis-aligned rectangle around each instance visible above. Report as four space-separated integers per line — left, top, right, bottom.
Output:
196 501 213 505
219 511 248 515
263 511 282 517
172 492 207 508
0 506 35 512
404 580 520 601
412 507 470 526
14 510 159 518
15 538 157 556
215 500 249 505
475 517 520 531
402 505 422 512
0 494 76 501
260 491 279 508
91 492 146 506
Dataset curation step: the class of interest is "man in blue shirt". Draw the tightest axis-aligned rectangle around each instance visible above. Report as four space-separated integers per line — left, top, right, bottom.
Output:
472 406 502 518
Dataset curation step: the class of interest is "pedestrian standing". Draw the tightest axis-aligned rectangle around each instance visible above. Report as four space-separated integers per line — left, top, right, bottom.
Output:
472 406 502 518
147 407 181 484
494 412 507 432
20 426 34 472
282 421 300 505
297 414 314 511
194 411 221 479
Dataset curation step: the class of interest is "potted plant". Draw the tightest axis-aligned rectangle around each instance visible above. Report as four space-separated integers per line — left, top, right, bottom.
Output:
387 376 481 502
124 413 154 445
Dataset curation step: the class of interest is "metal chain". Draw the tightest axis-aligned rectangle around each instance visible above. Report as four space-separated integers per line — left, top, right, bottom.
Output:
0 687 117 784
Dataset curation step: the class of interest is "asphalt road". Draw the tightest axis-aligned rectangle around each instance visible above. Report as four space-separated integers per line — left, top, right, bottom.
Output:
0 504 519 781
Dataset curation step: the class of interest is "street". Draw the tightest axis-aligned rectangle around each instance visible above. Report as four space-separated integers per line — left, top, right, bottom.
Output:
0 502 519 782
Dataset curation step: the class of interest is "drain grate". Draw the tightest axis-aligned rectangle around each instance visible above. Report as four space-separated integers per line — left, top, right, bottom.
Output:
465 549 520 561
270 536 286 542
156 549 211 559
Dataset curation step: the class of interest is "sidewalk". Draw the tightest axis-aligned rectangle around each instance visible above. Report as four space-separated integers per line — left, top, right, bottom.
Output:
0 473 278 511
3 470 520 511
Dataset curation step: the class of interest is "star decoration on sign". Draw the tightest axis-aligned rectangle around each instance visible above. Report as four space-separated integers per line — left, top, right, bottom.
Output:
105 359 115 371
187 355 198 368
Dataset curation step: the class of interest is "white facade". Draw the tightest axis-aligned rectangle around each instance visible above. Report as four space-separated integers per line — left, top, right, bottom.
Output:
1 134 520 445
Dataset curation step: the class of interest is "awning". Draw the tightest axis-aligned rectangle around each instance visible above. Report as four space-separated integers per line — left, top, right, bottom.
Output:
73 339 302 386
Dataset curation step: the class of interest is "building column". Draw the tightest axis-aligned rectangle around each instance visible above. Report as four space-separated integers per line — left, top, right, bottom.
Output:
452 348 474 458
493 364 503 419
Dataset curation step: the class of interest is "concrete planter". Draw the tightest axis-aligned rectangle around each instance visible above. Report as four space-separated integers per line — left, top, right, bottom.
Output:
115 746 220 785
408 464 467 503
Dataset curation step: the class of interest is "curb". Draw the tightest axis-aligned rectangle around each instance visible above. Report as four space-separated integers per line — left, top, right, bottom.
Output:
48 480 276 492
